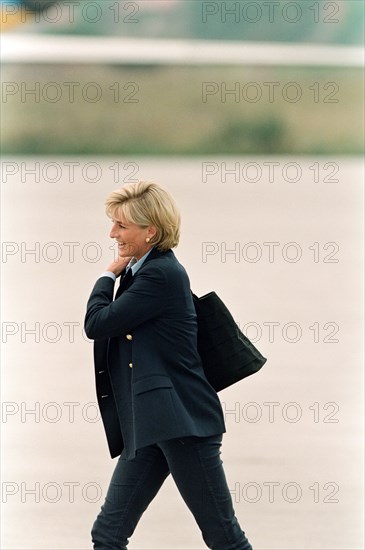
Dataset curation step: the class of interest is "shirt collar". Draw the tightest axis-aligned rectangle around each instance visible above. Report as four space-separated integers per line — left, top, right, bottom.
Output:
127 247 153 276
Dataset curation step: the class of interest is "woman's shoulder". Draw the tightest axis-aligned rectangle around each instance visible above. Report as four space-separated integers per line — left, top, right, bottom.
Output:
142 249 190 282
157 249 187 272
144 248 180 267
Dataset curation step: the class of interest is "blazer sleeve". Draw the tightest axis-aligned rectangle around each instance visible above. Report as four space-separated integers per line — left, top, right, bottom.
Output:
84 265 168 340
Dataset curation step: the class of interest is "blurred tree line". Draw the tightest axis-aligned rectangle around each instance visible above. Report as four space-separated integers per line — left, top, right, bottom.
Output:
26 0 364 45
3 1 363 155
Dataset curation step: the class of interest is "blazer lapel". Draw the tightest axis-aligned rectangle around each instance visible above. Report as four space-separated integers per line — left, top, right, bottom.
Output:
115 268 133 299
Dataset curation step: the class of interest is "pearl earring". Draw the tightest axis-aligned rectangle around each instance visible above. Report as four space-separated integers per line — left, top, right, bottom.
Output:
146 237 151 243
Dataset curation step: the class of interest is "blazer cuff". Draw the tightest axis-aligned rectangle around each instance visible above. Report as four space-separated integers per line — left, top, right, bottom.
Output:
98 271 116 282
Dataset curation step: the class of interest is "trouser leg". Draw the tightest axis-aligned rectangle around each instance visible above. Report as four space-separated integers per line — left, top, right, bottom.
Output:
91 446 170 550
158 434 253 550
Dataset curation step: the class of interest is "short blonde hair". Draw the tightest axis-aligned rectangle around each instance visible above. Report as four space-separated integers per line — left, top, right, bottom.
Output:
105 181 180 251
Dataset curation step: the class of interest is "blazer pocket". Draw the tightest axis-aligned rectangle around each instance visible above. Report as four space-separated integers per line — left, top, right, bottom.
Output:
132 375 173 396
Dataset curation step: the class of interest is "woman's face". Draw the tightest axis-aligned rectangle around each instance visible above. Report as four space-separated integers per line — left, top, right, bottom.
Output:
109 211 155 261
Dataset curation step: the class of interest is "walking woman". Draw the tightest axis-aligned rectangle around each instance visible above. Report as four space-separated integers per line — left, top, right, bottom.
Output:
84 181 253 550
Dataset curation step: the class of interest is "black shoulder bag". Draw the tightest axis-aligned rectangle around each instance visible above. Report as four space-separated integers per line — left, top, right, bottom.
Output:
192 291 267 392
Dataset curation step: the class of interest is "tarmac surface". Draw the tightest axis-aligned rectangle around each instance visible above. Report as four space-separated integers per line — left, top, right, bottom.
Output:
1 156 363 549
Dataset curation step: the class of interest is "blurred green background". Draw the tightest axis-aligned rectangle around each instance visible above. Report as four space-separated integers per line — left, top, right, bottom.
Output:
2 65 363 155
13 0 364 43
1 0 364 155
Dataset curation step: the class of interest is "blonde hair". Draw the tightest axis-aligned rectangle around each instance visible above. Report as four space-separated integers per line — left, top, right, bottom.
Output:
105 181 180 251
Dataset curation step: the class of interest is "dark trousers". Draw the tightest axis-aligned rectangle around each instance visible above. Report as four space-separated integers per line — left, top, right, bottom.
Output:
91 434 253 550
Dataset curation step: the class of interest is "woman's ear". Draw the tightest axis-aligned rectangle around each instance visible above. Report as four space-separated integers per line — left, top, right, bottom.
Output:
147 225 157 239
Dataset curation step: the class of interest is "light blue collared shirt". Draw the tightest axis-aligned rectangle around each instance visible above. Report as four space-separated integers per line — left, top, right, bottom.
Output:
99 248 154 282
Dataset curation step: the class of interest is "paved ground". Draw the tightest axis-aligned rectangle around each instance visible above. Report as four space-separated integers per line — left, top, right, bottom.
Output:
1 156 363 549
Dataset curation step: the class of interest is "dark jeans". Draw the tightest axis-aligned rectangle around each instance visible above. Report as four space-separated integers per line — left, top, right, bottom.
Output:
91 434 253 550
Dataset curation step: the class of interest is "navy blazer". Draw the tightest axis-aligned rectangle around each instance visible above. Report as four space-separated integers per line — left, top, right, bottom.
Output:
84 248 226 460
